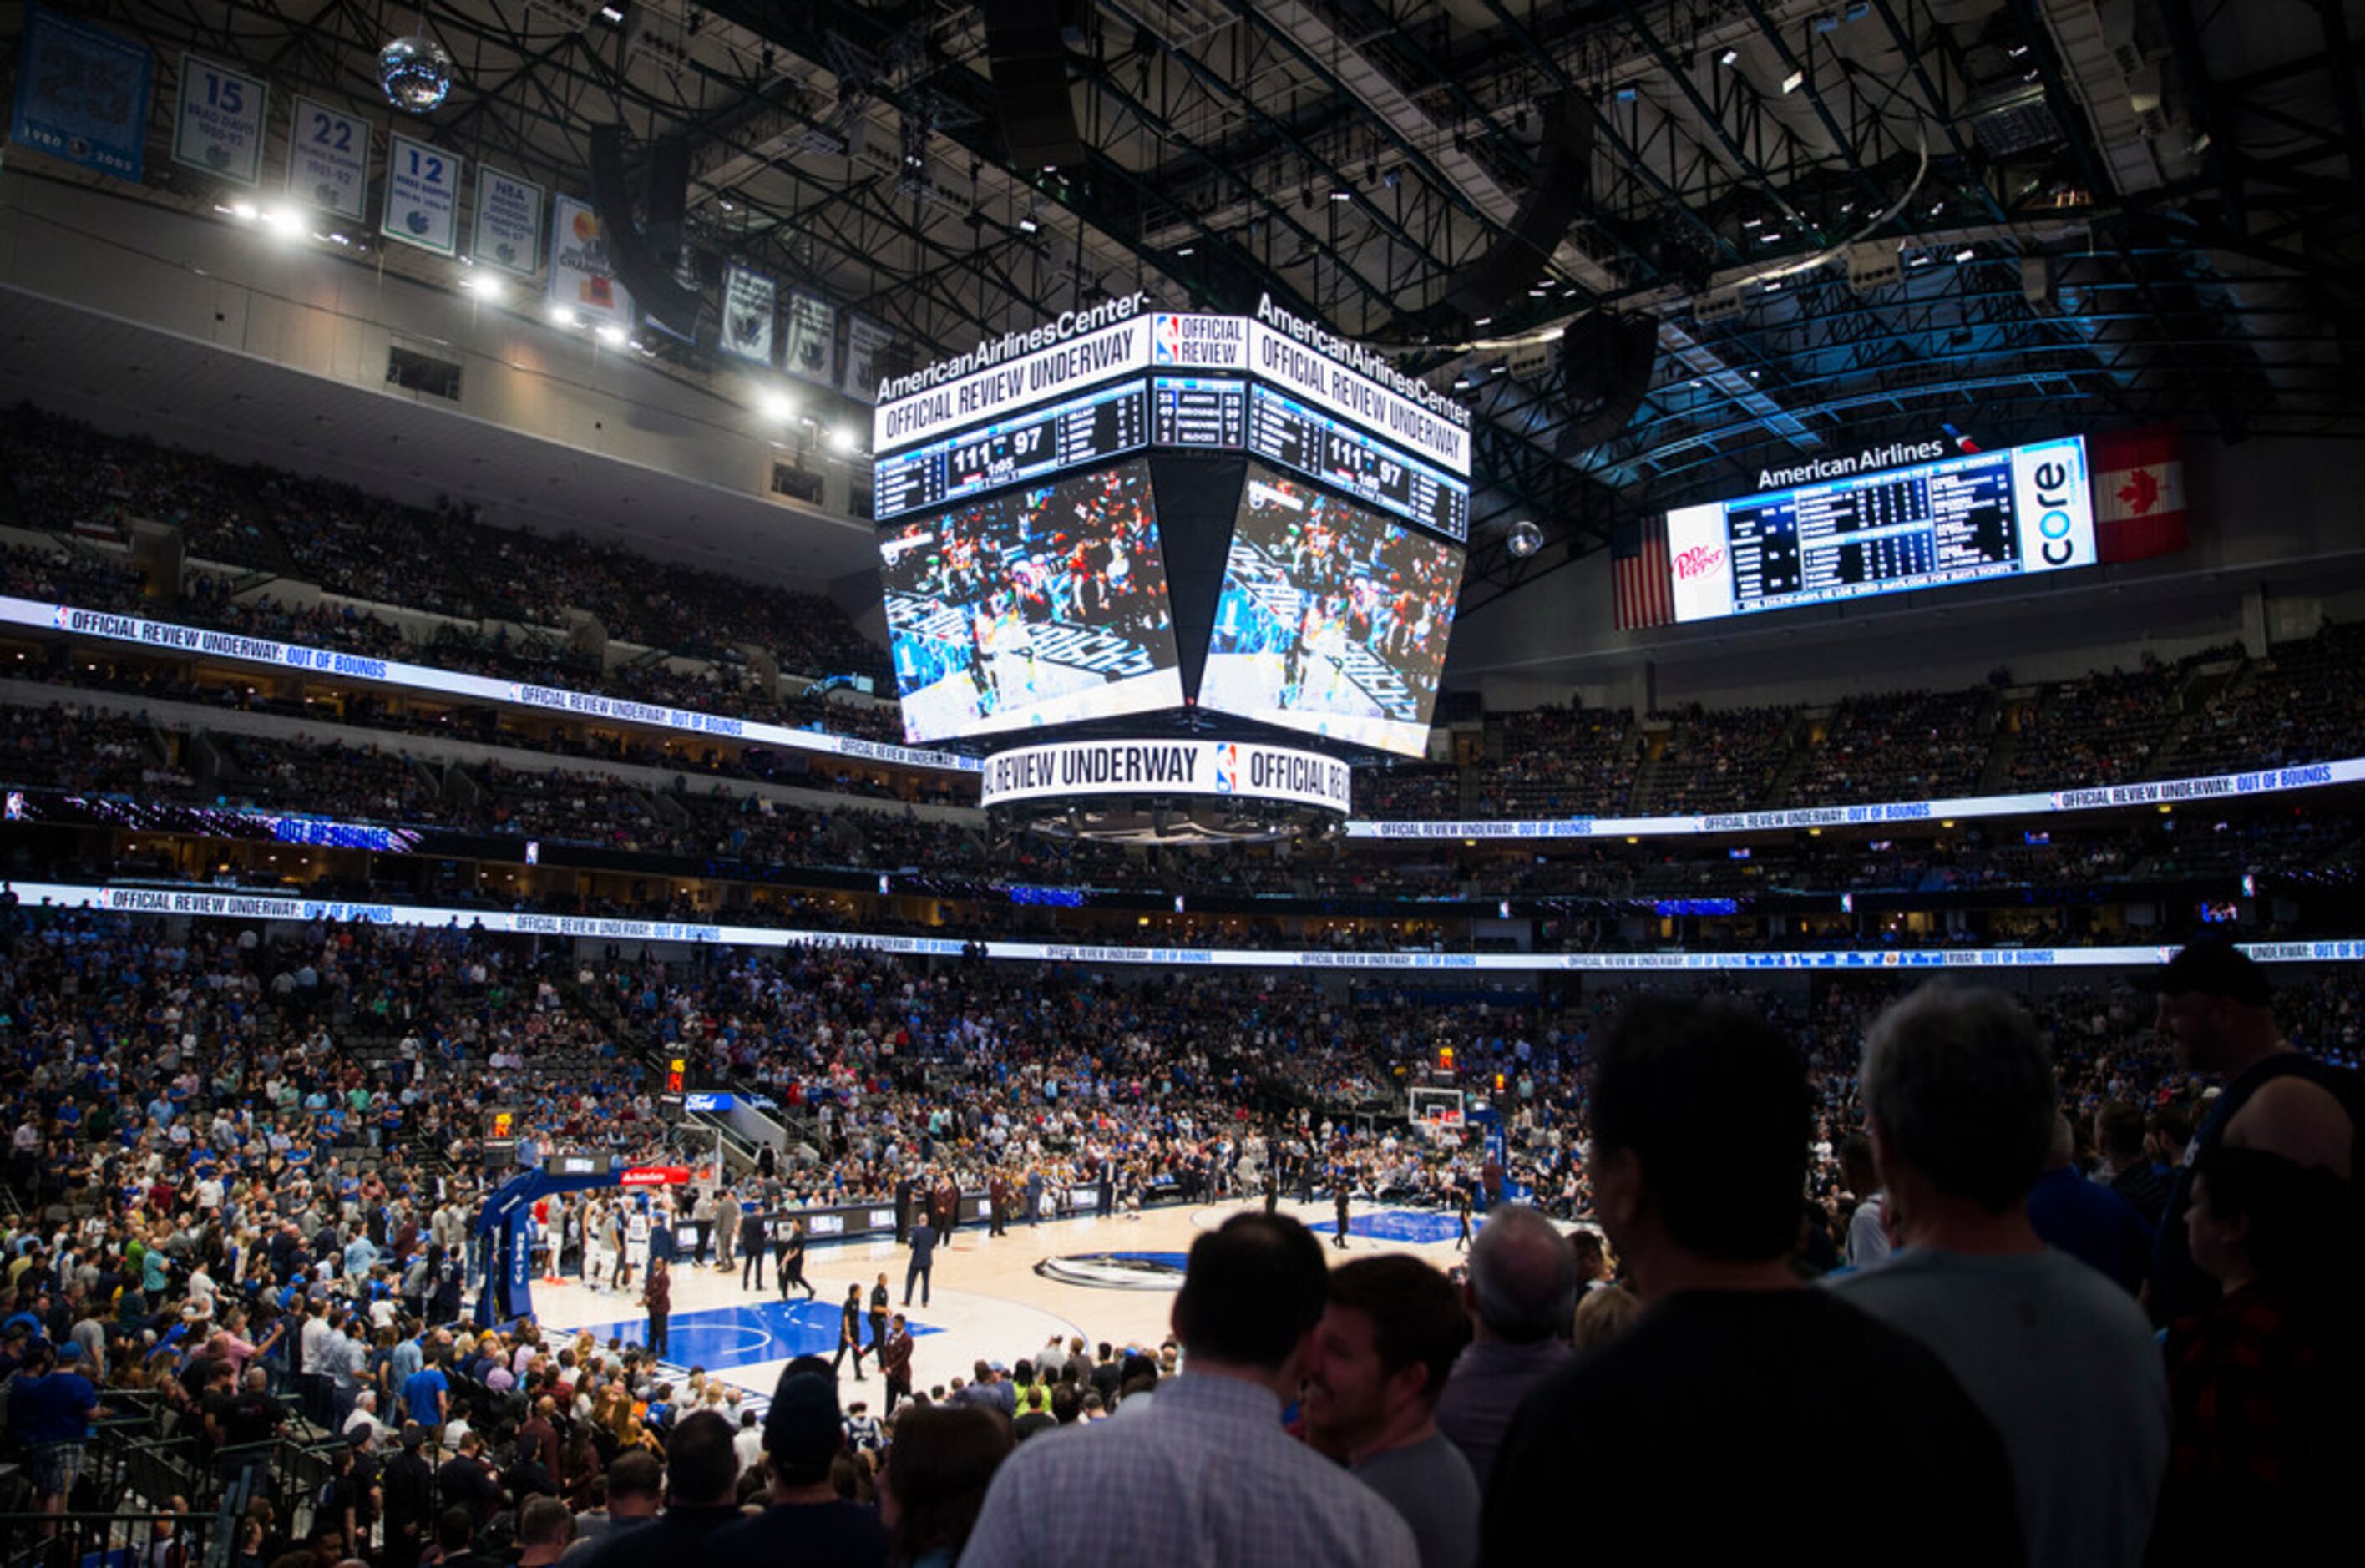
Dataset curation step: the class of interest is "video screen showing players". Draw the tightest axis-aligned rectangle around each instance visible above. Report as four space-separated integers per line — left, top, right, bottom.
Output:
1198 469 1464 756
879 460 1183 743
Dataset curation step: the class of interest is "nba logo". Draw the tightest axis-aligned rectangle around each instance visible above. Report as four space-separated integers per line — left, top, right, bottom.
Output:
1153 315 1182 364
52 606 73 630
1213 744 1238 793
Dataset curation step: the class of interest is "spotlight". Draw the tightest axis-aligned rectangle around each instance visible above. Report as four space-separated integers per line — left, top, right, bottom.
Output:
1507 520 1543 559
261 205 306 238
595 324 627 346
378 35 455 114
230 201 259 222
828 426 855 453
1719 48 1740 66
757 388 797 422
463 272 504 303
1781 69 1805 94
1954 248 1976 263
547 303 580 327
1017 215 1038 233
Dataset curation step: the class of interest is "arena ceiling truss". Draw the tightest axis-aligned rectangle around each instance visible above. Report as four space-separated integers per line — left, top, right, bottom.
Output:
17 0 2365 612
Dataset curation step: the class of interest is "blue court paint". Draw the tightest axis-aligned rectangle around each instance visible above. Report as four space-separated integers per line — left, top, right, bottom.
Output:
565 1299 943 1372
1308 1210 1471 1246
1097 1252 1191 1269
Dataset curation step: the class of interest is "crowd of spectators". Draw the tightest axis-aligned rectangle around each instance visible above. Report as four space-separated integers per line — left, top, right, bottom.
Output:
1 893 2355 1565
1634 706 1796 816
1796 687 1997 803
1473 706 1638 819
1 404 890 685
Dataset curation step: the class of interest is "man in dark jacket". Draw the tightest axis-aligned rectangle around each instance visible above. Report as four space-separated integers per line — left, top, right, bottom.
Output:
740 1207 769 1292
576 1411 745 1568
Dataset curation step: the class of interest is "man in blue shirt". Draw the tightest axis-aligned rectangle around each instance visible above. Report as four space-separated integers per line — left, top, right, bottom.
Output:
401 1352 450 1439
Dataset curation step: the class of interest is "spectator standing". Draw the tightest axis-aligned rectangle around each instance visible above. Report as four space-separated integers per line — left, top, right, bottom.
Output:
1480 999 2025 1568
1432 1204 1575 1491
2147 1144 2358 1567
382 1424 437 1568
2025 1114 2154 1295
1838 1135 1892 1267
706 1368 888 1567
2141 938 2362 1320
1834 985 2169 1568
577 1411 745 1568
2095 1102 2170 1226
963 1213 1416 1568
878 1404 1011 1568
1303 1256 1480 1568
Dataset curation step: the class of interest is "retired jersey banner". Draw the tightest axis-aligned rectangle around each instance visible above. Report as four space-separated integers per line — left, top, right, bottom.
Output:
721 265 777 364
843 315 893 402
472 167 543 276
9 7 155 183
171 53 268 186
548 194 635 326
287 96 370 220
382 133 461 255
784 291 837 385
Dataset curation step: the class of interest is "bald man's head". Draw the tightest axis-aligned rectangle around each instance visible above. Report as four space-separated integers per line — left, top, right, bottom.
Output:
1466 1203 1579 1344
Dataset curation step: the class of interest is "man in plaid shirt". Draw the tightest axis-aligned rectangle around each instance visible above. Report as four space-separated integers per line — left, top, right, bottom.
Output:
962 1213 1415 1568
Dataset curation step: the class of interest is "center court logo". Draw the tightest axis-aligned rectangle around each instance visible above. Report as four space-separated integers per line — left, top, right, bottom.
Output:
1034 1252 1188 1290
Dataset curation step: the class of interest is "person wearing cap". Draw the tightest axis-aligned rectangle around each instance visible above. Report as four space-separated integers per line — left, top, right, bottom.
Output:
964 1213 1415 1568
706 1366 889 1566
2140 936 2363 1319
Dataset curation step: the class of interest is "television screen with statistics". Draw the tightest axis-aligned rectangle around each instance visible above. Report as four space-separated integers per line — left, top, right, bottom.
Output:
1197 468 1463 756
1664 435 2095 623
879 460 1184 743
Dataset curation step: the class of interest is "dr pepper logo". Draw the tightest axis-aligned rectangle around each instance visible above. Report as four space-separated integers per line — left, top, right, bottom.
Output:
1674 544 1725 581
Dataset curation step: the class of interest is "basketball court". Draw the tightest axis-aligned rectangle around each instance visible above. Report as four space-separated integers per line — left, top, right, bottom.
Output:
527 1197 1476 1410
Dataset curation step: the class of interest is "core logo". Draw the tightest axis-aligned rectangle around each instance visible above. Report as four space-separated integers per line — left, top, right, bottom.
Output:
1214 744 1238 793
2030 458 2079 566
1674 544 1725 582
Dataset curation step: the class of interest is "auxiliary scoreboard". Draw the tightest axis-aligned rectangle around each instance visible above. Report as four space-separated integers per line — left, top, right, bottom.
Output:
871 294 1471 543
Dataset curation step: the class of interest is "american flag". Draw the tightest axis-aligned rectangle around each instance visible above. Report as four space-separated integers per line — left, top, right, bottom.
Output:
1611 513 1674 630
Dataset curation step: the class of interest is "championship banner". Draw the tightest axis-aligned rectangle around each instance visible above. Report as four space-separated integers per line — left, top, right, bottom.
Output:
12 879 2365 974
170 53 268 187
473 167 544 276
980 738 1353 816
8 7 154 183
288 96 370 221
382 132 461 255
548 194 634 326
784 291 837 385
721 265 777 364
842 315 893 402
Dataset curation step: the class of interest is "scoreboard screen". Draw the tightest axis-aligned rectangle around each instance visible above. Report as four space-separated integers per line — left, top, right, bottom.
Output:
880 460 1183 743
1246 385 1470 543
1666 436 2095 623
1152 376 1246 448
874 381 1151 523
1198 468 1463 756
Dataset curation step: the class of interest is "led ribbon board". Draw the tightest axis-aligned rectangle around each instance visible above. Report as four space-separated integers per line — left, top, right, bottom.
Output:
979 737 1353 815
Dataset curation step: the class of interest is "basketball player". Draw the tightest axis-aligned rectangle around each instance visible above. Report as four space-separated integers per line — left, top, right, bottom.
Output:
777 1217 815 1302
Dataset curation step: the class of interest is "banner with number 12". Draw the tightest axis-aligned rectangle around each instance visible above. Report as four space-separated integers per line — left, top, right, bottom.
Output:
382 133 462 256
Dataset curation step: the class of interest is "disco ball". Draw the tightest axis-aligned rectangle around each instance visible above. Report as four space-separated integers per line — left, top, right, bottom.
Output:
378 36 454 114
1507 519 1544 559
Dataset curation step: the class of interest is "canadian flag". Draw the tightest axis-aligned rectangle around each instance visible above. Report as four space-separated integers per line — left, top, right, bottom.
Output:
2088 425 2189 562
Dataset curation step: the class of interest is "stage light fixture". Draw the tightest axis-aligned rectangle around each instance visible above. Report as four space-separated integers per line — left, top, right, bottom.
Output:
595 323 627 346
1781 69 1805 94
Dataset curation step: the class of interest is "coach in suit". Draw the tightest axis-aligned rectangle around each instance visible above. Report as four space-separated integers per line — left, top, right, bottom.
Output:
894 1172 916 1246
740 1206 769 1292
905 1216 938 1307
